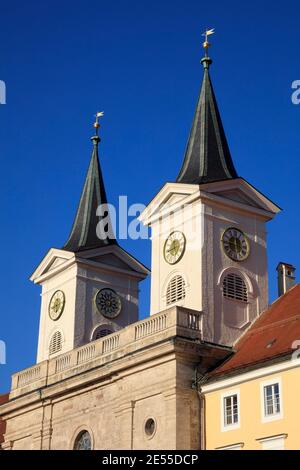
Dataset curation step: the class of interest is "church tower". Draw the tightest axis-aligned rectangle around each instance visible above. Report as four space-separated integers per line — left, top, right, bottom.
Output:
32 116 149 363
140 33 280 346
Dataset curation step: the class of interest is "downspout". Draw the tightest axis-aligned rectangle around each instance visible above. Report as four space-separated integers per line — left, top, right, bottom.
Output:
193 367 208 451
39 390 44 451
40 358 53 450
130 400 135 450
197 390 206 450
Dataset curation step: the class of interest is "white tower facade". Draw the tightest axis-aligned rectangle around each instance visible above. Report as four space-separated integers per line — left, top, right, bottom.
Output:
140 55 280 346
140 179 279 346
32 246 148 363
32 130 148 363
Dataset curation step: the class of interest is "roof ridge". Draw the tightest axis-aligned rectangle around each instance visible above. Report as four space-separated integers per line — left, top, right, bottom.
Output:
246 313 300 336
232 283 300 348
209 351 292 380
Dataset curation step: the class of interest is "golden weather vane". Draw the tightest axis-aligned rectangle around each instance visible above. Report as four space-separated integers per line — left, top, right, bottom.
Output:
202 28 215 54
93 111 104 135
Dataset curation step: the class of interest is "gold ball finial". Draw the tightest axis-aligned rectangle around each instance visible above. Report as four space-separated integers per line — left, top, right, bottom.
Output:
93 111 104 135
202 28 215 55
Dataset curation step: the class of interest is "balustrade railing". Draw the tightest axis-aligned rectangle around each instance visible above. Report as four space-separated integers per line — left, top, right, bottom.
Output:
17 365 41 387
135 313 167 340
55 353 71 373
77 344 96 364
102 334 120 354
12 307 202 393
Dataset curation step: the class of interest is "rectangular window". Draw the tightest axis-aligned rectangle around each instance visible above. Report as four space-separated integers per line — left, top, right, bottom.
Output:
216 443 244 450
258 434 287 450
224 394 238 426
264 383 280 416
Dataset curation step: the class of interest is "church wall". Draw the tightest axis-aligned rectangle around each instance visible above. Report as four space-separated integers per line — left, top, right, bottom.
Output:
4 404 44 450
202 202 268 346
149 188 269 348
49 358 180 450
37 261 140 363
3 343 202 450
74 266 139 348
37 264 77 363
150 199 203 316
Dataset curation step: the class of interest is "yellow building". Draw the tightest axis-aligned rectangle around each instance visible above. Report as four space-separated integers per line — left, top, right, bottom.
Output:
201 282 300 450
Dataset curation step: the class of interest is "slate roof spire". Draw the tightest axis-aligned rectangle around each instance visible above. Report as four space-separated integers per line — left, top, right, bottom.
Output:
176 32 238 185
63 113 117 252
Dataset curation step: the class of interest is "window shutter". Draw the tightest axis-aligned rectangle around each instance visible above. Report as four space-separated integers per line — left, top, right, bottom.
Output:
94 328 113 340
49 331 62 355
166 275 186 306
223 273 248 302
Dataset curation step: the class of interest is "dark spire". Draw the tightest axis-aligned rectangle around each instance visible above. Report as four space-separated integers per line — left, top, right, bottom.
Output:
176 36 238 185
63 115 117 252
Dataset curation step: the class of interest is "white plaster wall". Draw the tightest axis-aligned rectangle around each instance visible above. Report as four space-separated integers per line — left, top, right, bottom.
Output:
37 264 77 363
203 202 268 345
74 266 139 348
37 261 140 363
149 190 269 346
150 199 203 315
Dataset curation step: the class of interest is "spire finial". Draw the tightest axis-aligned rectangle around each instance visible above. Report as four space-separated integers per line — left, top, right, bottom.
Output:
201 28 214 69
92 111 104 143
63 109 118 252
176 27 238 185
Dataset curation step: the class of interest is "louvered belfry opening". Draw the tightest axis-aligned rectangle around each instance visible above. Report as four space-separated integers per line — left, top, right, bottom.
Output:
94 328 113 340
166 275 186 306
49 331 62 355
223 273 248 302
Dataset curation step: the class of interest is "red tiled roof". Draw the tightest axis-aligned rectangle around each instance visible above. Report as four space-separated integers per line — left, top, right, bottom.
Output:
0 393 9 447
209 283 300 379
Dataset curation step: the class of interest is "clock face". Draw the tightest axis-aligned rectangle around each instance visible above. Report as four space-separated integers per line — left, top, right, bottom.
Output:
49 290 65 321
95 288 122 319
164 231 186 265
222 227 250 262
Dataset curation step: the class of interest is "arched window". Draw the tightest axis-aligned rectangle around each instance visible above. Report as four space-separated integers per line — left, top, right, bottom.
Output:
49 331 62 355
223 273 248 302
166 275 186 306
73 430 92 450
92 327 113 341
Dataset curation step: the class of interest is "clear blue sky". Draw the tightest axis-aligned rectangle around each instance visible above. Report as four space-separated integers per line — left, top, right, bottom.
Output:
0 0 299 392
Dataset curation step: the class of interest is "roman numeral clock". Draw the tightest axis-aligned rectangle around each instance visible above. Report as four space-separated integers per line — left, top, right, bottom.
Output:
221 227 250 262
163 231 186 265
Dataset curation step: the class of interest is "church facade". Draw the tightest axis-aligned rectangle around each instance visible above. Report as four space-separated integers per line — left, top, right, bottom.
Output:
0 39 286 450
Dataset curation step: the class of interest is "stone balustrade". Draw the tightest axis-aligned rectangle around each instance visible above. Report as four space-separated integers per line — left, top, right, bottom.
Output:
10 306 202 398
17 365 41 387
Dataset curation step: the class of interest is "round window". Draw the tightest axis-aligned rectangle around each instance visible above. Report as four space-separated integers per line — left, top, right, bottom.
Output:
73 430 92 450
144 418 156 438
